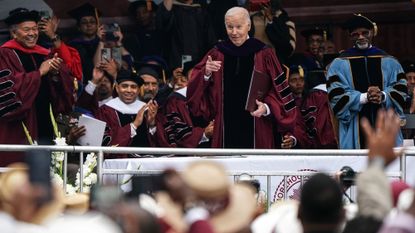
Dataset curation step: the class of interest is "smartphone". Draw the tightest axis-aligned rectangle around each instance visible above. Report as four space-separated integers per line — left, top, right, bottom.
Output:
101 48 111 62
103 23 120 42
181 55 192 69
111 47 122 67
39 10 51 20
26 150 53 205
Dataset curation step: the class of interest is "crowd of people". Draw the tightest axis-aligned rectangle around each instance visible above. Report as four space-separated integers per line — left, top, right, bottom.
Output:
0 108 414 233
1 0 413 163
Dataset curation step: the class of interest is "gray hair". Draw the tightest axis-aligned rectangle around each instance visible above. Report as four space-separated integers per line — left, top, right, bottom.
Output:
224 7 251 26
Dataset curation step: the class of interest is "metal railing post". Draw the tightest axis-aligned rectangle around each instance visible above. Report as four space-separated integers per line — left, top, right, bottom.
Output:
79 152 84 192
400 152 407 181
97 150 104 184
266 175 271 208
63 151 68 193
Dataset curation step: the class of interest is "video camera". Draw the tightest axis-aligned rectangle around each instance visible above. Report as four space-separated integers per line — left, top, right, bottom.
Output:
339 166 356 188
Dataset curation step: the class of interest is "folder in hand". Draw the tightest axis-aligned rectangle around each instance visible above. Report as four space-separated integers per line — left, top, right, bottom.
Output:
245 70 272 112
77 114 107 146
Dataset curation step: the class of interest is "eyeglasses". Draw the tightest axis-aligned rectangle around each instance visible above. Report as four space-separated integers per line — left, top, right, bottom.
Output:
350 30 371 39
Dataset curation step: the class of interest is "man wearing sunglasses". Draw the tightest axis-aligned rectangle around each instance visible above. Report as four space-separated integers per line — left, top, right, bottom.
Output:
326 14 407 149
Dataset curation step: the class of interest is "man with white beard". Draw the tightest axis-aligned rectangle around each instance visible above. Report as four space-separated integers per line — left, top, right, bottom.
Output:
326 14 407 149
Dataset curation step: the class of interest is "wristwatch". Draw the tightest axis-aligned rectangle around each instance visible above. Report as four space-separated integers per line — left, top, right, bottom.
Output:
51 34 60 43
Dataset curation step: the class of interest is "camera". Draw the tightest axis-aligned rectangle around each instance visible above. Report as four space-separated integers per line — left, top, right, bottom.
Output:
339 166 356 188
103 23 120 42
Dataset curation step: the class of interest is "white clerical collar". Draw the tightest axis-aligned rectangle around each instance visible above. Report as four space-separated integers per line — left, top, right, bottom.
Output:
313 84 327 92
105 97 146 114
175 86 187 98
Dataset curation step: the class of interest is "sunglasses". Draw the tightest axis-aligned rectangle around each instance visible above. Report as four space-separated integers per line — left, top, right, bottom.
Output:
350 30 371 39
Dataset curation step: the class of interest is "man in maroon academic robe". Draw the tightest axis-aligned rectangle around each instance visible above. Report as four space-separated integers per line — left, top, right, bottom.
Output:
187 7 296 149
155 62 214 148
0 9 74 166
95 69 158 158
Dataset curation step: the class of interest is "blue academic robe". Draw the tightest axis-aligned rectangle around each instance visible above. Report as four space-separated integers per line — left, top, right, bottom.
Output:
326 46 407 149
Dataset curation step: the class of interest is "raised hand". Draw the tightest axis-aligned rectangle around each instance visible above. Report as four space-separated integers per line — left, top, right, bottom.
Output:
133 104 148 129
205 55 221 76
92 67 105 85
146 100 159 127
361 109 401 166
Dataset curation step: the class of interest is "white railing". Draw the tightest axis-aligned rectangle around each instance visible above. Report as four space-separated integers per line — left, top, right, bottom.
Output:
0 144 412 202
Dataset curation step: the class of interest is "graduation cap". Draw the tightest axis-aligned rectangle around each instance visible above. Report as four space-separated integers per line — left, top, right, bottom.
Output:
67 3 100 23
402 60 415 73
343 14 378 36
301 27 326 40
133 62 163 82
140 56 168 82
288 65 306 79
116 69 143 86
128 0 158 15
3 8 40 26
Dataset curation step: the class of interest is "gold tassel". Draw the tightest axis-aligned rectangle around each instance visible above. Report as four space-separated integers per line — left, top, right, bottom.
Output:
73 78 78 92
298 65 304 78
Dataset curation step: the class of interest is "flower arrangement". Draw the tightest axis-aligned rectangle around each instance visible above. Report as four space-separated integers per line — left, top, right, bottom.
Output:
50 136 98 195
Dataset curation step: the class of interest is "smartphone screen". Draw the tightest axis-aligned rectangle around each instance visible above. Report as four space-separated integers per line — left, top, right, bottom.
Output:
101 48 111 62
181 55 192 69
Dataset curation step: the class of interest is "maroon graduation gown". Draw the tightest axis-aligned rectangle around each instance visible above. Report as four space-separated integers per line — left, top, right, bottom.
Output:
301 89 338 149
0 40 74 166
155 90 206 148
187 39 296 148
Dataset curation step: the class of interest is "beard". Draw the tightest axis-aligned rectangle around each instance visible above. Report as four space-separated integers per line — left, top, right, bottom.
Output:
141 91 155 103
355 40 370 50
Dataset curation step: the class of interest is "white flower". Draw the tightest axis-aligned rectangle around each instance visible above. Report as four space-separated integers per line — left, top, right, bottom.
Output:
83 176 92 186
53 152 65 162
81 186 90 193
88 173 97 184
66 184 77 195
53 137 67 146
52 173 63 187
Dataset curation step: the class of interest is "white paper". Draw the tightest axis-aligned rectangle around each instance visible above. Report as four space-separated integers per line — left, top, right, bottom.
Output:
77 114 107 146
